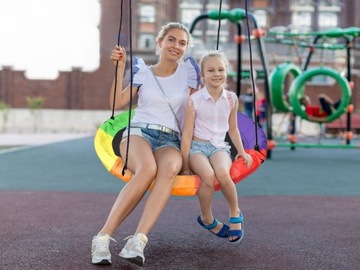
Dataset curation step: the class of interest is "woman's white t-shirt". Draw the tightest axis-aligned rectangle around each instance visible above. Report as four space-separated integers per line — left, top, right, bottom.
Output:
129 56 200 133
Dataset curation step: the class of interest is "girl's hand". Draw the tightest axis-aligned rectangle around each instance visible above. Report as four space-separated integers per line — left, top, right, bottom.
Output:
236 153 253 169
110 46 126 66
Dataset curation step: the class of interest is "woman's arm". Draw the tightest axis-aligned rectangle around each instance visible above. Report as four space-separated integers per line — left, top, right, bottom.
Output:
109 46 138 109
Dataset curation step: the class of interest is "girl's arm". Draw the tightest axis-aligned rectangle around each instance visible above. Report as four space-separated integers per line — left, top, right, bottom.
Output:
227 98 253 168
109 46 138 109
181 99 195 175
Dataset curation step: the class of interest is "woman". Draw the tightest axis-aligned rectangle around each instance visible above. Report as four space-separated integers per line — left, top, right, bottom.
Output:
91 22 200 267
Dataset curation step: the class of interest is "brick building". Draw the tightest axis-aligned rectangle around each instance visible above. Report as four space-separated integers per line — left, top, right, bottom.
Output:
0 0 359 112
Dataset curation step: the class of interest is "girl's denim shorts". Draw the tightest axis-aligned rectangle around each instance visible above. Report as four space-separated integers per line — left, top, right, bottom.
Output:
190 140 231 158
122 127 180 152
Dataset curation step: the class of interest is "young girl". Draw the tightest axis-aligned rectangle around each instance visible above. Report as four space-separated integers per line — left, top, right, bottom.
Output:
91 22 200 266
181 50 252 243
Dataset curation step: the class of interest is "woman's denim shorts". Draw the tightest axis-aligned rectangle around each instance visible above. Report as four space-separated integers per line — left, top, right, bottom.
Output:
190 140 231 158
122 127 180 152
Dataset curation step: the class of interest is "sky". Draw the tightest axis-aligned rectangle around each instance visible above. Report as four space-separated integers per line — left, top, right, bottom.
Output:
0 0 100 79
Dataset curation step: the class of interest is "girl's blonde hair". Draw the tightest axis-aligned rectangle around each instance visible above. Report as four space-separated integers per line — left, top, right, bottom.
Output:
199 50 229 72
155 22 193 55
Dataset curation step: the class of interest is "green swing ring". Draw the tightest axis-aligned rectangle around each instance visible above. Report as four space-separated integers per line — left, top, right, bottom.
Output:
269 62 303 112
288 67 351 123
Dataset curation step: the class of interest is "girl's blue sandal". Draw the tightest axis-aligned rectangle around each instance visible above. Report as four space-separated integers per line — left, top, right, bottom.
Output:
228 213 244 244
197 215 229 238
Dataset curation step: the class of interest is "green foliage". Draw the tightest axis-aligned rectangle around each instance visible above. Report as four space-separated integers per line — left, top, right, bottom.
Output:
0 100 10 132
26 96 45 112
26 96 45 132
0 100 10 111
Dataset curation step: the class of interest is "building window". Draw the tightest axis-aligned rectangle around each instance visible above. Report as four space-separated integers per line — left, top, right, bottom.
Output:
319 0 342 8
181 9 201 28
206 0 229 10
318 12 338 29
292 11 312 28
253 9 267 28
290 0 313 7
318 0 341 30
291 0 340 31
178 0 231 56
290 0 313 32
139 5 155 23
139 33 155 50
181 0 199 4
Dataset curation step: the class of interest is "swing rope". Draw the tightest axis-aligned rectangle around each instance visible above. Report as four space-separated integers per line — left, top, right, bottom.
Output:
122 0 134 175
215 0 223 50
245 0 260 151
109 0 133 175
110 0 124 120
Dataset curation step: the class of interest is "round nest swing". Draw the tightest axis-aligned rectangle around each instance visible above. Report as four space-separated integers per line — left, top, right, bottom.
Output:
94 110 267 196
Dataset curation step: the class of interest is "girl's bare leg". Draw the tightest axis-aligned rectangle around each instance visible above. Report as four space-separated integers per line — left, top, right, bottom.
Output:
190 154 225 234
210 152 241 240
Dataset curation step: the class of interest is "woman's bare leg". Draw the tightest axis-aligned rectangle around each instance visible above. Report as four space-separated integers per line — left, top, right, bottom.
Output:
134 146 182 235
98 136 157 236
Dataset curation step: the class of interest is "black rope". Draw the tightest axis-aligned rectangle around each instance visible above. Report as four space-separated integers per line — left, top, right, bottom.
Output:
122 0 134 175
245 0 260 151
216 0 223 50
110 0 124 119
110 0 132 175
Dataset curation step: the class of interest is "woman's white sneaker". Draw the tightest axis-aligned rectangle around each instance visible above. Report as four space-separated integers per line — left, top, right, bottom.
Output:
91 233 116 265
119 233 148 266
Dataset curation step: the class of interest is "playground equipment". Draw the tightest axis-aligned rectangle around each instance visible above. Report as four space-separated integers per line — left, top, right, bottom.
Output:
288 67 351 123
267 27 360 150
269 62 302 113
